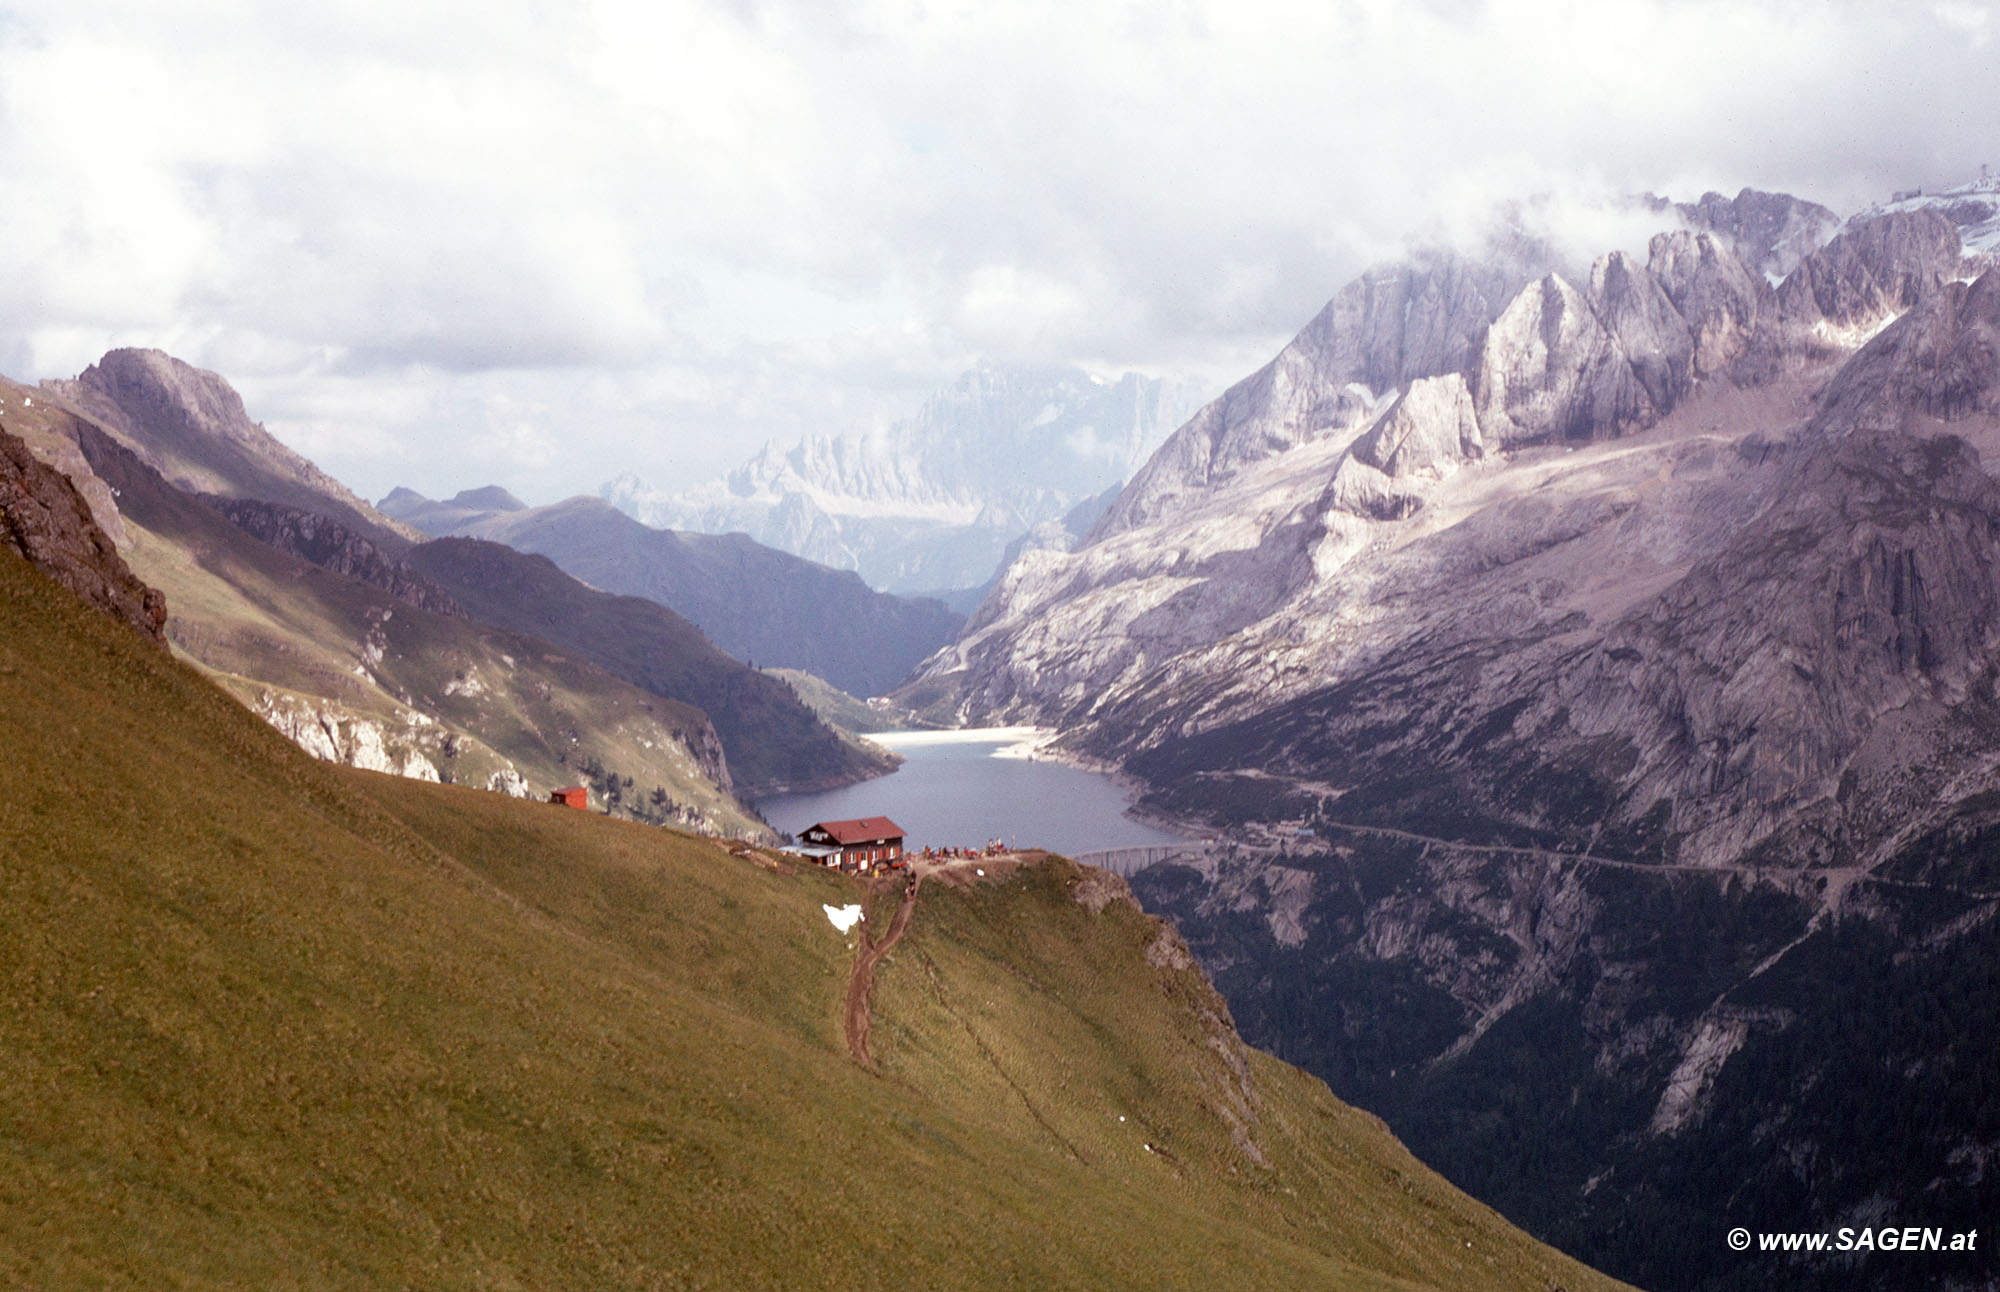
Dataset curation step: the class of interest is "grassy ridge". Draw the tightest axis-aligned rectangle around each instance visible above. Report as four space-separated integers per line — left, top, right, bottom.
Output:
0 545 1626 1290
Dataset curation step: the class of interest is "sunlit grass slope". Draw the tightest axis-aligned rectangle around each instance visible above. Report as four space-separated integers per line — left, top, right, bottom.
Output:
0 545 1629 1291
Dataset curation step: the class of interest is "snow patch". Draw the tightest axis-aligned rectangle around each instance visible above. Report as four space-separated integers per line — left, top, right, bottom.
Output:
824 903 864 933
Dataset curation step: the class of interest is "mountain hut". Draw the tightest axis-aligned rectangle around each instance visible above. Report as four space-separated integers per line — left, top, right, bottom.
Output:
797 816 906 872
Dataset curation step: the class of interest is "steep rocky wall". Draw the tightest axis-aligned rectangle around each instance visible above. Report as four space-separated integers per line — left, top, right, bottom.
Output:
202 495 468 619
0 422 166 645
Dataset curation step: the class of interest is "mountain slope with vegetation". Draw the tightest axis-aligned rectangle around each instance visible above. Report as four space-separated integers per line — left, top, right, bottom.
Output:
43 347 420 552
0 534 1629 1292
44 411 761 835
406 537 896 796
6 349 884 818
387 488 963 698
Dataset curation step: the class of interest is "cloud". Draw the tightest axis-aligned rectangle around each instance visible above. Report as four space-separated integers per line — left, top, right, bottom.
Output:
0 0 1996 505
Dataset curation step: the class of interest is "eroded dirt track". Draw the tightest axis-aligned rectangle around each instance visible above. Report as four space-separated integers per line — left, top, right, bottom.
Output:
843 875 920 1067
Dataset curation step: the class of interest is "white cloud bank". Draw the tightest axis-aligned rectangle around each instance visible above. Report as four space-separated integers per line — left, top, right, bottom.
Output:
1 0 1996 502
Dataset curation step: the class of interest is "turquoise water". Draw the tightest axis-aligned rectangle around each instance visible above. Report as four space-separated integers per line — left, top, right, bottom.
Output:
755 728 1187 856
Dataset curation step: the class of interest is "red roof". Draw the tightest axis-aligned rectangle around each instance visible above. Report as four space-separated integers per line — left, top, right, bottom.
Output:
810 816 906 844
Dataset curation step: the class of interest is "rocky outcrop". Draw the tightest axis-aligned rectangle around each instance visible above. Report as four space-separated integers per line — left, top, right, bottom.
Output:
0 422 167 644
1776 209 1962 332
203 495 468 618
1093 247 1553 538
1806 268 2000 433
1352 373 1483 479
1677 186 1841 281
251 688 444 782
1472 272 1659 447
45 349 421 552
1645 231 1766 376
1587 250 1696 409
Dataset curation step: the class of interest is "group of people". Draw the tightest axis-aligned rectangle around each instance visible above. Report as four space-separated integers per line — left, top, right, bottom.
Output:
917 840 1007 861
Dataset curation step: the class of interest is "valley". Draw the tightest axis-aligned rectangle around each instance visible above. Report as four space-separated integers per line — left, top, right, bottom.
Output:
905 180 2000 1291
0 467 1629 1291
13 8 2000 1289
6 159 1997 1292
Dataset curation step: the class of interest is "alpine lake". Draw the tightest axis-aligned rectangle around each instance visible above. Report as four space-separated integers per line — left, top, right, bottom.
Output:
755 728 1189 857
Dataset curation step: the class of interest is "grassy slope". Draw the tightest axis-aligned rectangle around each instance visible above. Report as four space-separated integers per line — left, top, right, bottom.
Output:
408 537 894 797
67 425 759 835
0 546 1628 1291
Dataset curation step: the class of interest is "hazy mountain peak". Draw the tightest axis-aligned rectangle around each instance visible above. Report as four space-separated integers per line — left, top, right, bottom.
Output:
446 485 527 512
602 362 1206 595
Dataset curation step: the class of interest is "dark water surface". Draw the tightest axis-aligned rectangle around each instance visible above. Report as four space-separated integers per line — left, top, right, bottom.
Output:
755 728 1187 856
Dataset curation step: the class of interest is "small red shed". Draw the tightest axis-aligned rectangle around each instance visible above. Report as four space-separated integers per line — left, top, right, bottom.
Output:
550 785 589 810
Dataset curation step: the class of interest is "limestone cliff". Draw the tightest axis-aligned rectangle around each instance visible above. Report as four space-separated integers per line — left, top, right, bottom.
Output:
917 188 2000 1292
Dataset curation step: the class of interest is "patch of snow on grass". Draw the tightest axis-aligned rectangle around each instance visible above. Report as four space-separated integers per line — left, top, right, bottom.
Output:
823 903 864 933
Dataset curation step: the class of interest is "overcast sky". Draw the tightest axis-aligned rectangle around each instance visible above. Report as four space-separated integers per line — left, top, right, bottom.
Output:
2 0 1997 505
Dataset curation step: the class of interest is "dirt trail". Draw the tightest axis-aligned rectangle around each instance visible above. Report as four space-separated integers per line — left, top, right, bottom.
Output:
843 874 921 1068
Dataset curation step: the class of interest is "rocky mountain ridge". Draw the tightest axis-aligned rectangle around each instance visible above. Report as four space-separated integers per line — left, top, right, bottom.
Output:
3 357 840 835
927 196 1966 772
913 184 2000 1290
65 420 756 830
201 495 469 619
44 348 421 553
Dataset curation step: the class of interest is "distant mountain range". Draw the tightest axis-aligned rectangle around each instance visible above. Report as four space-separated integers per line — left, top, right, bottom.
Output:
601 363 1206 597
912 181 2000 1291
380 486 964 698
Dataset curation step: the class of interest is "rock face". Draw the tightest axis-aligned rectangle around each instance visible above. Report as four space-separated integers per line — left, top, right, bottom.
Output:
1094 247 1551 539
251 689 442 782
914 188 2000 1292
45 349 421 552
1473 272 1658 447
1675 186 1842 280
0 422 166 644
1776 209 1962 332
1646 229 1769 375
203 496 468 619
